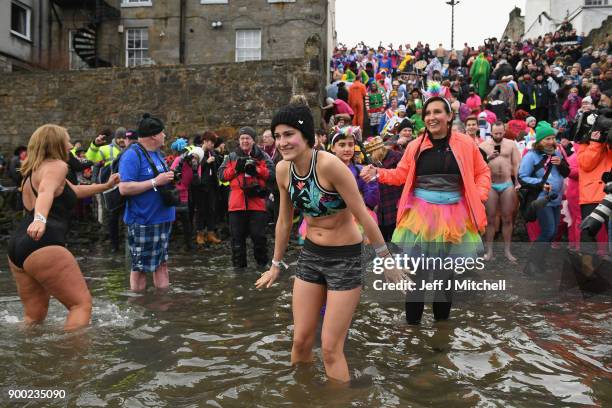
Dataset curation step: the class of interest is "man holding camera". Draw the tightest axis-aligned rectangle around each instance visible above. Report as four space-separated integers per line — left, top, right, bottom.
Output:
218 127 275 268
577 122 612 245
119 114 176 291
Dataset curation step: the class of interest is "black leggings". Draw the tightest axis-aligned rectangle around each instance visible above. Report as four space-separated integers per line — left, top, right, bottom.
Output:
405 269 453 325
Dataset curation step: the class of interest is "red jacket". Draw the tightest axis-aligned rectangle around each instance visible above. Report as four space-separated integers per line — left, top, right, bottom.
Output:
378 132 491 233
218 146 275 212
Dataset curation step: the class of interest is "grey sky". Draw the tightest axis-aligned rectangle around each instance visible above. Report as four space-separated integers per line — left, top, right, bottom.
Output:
335 0 527 50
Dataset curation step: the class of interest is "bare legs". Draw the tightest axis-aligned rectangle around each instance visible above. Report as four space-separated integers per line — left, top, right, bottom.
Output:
9 246 92 332
484 187 517 262
500 187 518 262
130 262 169 292
291 278 361 383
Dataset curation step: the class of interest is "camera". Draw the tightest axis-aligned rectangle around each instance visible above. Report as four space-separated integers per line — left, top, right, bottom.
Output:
587 107 612 147
172 168 182 182
580 172 612 237
244 159 257 173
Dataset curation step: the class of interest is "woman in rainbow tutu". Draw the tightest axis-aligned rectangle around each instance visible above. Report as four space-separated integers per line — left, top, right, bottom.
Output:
361 83 491 324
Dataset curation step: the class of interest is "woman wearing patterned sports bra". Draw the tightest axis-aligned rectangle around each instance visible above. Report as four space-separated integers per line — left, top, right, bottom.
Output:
7 124 119 331
255 103 406 383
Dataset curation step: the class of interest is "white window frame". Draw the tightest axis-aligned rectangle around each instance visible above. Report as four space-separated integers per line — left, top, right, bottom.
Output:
10 1 31 41
200 0 228 4
68 30 89 70
125 28 150 67
235 29 261 62
121 0 153 7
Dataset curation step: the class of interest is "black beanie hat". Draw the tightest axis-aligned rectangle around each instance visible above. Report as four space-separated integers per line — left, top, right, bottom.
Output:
137 113 165 137
270 103 315 147
397 118 413 132
238 126 257 140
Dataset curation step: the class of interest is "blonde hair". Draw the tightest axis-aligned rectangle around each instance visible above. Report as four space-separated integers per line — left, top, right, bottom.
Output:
20 124 70 180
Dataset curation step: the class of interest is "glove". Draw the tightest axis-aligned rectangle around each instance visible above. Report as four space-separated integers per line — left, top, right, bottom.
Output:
245 162 258 176
235 157 246 173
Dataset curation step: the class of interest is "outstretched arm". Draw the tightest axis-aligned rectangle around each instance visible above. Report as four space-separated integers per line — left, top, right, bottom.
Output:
67 174 120 199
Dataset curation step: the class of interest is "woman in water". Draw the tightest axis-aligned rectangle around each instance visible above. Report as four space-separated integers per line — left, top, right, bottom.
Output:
361 87 491 325
256 103 404 383
7 124 120 331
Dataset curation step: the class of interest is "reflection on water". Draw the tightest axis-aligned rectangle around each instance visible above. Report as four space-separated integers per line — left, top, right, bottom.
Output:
1 243 611 407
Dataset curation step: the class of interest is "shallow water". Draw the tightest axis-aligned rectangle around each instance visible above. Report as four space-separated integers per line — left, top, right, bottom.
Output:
1 243 611 407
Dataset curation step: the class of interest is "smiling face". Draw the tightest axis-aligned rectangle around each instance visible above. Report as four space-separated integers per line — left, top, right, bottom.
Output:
238 134 254 153
331 137 355 164
273 124 310 162
539 135 556 150
423 100 452 137
465 119 478 137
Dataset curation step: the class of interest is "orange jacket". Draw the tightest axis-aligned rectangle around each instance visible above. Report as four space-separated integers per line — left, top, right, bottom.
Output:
378 132 491 233
576 142 612 205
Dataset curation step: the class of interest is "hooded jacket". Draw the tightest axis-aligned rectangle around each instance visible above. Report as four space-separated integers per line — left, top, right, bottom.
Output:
377 132 491 233
218 145 275 212
576 142 612 205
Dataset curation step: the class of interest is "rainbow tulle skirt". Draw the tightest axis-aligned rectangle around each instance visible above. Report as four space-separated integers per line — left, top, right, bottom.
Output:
391 194 483 259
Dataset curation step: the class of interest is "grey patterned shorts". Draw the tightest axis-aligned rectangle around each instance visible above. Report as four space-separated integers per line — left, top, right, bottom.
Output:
295 239 363 291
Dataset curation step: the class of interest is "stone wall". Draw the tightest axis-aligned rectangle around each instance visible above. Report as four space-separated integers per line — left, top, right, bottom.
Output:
502 7 525 42
584 14 612 48
0 36 324 153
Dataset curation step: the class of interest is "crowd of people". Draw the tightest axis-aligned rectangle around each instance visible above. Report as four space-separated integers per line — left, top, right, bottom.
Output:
3 24 611 384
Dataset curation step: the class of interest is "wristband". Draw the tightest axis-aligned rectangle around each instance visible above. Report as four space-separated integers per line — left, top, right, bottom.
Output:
151 178 157 192
271 259 288 269
374 244 389 256
34 213 47 224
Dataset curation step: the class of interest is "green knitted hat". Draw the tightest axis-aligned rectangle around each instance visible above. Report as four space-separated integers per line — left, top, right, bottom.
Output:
535 121 556 144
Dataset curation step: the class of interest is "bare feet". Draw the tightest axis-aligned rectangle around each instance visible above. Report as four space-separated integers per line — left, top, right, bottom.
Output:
504 251 517 263
483 251 495 261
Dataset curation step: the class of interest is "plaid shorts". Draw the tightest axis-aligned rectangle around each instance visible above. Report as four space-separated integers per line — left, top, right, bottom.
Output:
127 222 173 273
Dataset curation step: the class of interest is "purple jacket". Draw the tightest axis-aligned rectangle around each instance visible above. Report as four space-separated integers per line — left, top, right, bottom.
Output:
348 163 379 210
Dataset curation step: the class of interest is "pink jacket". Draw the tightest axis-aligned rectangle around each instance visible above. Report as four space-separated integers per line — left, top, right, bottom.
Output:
378 132 491 232
562 95 582 121
171 156 194 203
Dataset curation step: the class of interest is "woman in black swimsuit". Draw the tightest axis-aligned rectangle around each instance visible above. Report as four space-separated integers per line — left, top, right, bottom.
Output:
7 124 120 331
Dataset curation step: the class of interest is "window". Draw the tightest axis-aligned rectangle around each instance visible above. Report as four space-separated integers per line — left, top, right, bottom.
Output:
200 0 228 3
235 29 261 62
584 0 609 5
126 28 150 67
121 0 153 7
11 1 31 41
69 31 89 70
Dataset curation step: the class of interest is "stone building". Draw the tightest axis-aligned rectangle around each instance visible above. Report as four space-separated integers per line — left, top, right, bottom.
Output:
0 0 336 72
0 0 54 71
501 7 525 42
523 0 612 39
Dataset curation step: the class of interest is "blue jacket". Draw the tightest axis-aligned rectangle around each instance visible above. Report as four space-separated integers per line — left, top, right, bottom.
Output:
518 149 569 207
